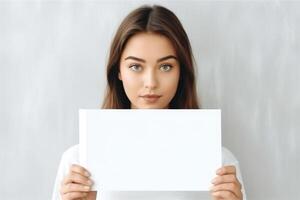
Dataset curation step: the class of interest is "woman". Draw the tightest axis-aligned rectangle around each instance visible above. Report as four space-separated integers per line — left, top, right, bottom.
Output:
52 5 246 200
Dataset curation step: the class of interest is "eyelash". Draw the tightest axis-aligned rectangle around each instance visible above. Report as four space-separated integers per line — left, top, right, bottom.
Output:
128 64 173 72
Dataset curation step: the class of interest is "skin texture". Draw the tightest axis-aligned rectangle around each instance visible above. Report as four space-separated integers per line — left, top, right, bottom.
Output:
60 32 243 200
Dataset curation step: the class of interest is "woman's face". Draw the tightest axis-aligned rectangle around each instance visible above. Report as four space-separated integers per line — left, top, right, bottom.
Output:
119 32 180 109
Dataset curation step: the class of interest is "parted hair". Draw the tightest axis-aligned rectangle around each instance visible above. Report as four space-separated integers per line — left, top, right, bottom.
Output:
101 5 200 109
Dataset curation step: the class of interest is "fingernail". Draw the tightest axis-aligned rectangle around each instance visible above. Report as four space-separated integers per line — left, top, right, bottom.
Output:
216 169 222 174
87 180 93 185
84 186 90 190
211 178 217 184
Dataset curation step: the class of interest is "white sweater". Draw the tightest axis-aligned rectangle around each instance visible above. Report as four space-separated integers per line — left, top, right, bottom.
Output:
52 145 247 200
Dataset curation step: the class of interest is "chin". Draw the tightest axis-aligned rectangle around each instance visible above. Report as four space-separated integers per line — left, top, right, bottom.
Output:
135 104 168 109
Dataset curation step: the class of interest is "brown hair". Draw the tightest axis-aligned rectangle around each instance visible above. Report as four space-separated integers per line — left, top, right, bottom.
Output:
101 5 200 109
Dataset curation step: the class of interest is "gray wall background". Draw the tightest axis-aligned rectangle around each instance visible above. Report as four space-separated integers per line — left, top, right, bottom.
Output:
0 1 299 200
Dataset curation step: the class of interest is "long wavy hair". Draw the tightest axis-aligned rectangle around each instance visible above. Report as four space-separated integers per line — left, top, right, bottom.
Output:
101 5 200 109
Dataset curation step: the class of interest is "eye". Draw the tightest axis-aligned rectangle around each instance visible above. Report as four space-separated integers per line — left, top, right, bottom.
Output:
129 64 142 72
160 64 172 72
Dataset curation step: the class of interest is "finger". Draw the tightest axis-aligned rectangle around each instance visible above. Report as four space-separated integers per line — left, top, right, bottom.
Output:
216 165 236 175
70 164 91 177
63 172 93 186
210 183 242 198
62 191 88 200
87 191 97 199
211 190 238 200
211 174 238 185
61 183 91 194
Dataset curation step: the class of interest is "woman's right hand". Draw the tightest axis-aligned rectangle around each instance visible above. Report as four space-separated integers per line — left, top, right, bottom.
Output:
60 164 96 200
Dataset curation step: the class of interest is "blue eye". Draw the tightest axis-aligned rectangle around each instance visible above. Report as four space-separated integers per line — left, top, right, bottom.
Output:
129 64 142 72
160 64 172 72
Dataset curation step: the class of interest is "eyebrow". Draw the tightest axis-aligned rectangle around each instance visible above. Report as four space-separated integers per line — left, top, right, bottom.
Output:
124 55 178 63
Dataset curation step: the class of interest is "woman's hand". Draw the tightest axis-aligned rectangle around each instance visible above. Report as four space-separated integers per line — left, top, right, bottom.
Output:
60 164 97 200
210 165 243 200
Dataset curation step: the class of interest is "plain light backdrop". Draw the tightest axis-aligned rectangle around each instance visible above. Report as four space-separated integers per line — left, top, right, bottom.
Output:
0 1 299 200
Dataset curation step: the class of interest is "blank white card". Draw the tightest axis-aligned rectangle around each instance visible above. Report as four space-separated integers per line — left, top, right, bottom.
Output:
79 109 221 191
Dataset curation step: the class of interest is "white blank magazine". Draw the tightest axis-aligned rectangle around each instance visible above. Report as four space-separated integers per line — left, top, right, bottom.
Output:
79 109 221 191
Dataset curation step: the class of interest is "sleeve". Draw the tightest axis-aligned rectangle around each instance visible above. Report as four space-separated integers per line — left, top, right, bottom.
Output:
51 145 80 200
222 147 247 200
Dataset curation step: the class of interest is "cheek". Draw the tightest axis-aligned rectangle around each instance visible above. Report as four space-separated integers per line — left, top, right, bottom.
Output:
121 71 141 95
161 73 180 96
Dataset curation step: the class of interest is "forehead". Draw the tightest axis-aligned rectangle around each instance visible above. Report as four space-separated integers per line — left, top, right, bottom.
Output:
121 32 177 61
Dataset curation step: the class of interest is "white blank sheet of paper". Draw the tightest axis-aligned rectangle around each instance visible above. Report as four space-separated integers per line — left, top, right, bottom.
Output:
79 109 221 191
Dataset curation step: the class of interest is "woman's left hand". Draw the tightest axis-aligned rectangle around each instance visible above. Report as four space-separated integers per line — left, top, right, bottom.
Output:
210 165 243 200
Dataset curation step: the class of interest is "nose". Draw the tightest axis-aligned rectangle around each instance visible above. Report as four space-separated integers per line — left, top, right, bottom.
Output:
143 70 158 90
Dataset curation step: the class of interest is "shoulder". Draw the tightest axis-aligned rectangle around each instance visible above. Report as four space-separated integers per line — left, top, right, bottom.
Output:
56 144 80 177
222 146 239 166
61 144 79 164
62 144 79 158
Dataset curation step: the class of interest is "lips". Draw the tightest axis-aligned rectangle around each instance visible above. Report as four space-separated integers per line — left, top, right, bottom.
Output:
141 94 162 98
140 94 162 103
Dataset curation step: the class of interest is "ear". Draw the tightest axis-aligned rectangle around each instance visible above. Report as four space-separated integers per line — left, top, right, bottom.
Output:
118 72 122 81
